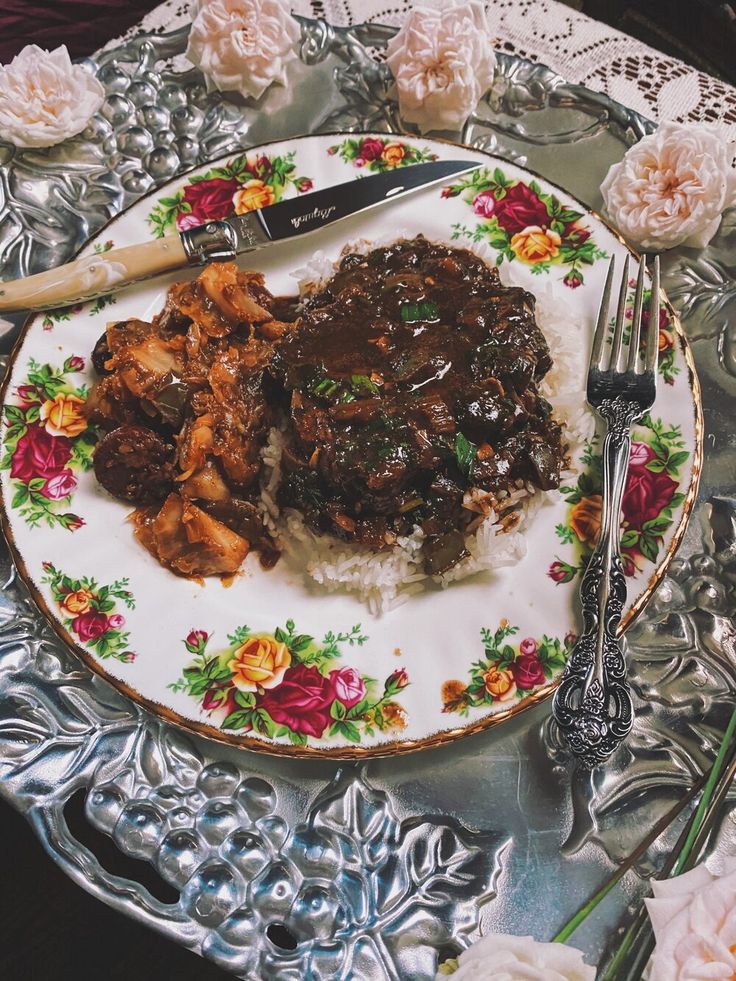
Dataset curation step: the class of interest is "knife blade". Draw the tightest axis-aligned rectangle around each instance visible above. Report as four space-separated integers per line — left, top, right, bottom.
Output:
0 159 478 314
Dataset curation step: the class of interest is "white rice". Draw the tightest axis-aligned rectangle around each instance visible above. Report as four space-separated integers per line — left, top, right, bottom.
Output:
259 239 592 615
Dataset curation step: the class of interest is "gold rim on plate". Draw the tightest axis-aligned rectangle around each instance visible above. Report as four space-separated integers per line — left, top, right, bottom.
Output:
0 132 704 759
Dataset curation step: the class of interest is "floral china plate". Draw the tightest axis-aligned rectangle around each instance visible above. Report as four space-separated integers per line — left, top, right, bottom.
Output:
0 133 702 758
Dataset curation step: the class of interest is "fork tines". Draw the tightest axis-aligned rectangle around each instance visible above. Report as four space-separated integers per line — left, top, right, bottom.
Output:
589 254 660 381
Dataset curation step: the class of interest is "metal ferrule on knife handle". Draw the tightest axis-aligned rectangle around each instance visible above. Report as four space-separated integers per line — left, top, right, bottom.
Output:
179 213 271 264
185 213 273 261
180 219 239 264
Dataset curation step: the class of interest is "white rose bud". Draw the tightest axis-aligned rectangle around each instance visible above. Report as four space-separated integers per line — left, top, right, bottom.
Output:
386 0 497 134
436 932 595 980
601 122 736 251
186 0 300 102
0 45 104 149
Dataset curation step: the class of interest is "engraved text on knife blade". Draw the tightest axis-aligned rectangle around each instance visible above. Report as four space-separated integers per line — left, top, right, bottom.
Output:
291 204 337 230
231 213 273 250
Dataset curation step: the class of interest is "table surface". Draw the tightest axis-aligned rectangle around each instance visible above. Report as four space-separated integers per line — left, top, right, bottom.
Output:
0 0 159 62
1 804 226 979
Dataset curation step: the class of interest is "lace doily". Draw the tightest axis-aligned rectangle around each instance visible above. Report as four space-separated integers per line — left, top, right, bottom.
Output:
112 0 736 147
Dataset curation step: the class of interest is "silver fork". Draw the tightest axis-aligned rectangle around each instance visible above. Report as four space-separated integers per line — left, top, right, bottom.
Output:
552 253 660 769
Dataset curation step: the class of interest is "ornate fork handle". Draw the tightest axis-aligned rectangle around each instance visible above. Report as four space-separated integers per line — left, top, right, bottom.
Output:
553 395 641 768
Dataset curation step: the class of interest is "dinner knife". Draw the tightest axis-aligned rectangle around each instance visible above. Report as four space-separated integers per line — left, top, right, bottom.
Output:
0 159 478 314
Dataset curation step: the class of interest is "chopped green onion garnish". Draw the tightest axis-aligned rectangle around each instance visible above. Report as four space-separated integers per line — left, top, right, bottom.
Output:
350 374 380 396
454 432 477 478
312 377 340 397
400 300 440 323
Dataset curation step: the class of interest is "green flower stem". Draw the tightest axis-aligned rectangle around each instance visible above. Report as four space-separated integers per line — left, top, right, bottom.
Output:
672 702 736 874
613 714 736 981
599 702 736 981
600 800 698 981
599 913 651 981
367 692 396 713
551 772 707 945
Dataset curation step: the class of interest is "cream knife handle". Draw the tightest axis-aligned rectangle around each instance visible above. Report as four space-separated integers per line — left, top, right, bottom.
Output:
0 235 188 313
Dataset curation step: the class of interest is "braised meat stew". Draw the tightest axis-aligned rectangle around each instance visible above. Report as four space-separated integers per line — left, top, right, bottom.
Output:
87 237 565 579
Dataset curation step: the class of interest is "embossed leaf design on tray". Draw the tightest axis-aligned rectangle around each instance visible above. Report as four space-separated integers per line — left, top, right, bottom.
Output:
202 773 508 979
3 577 506 979
547 502 736 867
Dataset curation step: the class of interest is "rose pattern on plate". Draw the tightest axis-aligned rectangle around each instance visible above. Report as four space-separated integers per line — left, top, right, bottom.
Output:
607 278 679 385
444 167 608 287
41 561 136 662
41 302 83 332
147 152 312 237
549 415 688 584
0 357 96 531
170 621 410 746
328 136 439 172
88 293 117 316
441 621 575 714
92 239 115 254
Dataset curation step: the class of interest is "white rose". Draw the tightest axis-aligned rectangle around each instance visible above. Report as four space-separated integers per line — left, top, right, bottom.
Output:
436 933 595 980
0 45 104 149
600 122 736 251
386 0 497 134
647 858 736 979
186 0 300 102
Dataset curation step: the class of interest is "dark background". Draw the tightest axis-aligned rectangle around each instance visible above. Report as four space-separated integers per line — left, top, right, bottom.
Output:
2 797 225 979
1 1 734 979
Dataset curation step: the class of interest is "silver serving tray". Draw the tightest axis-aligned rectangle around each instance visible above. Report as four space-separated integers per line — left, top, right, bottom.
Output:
1 19 735 980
